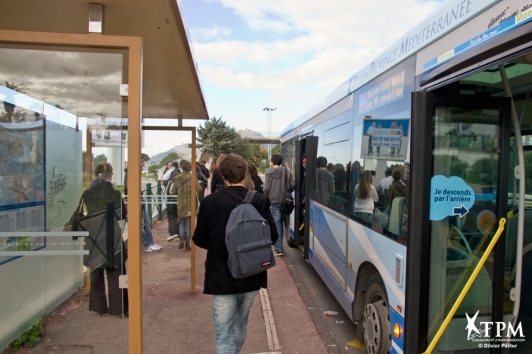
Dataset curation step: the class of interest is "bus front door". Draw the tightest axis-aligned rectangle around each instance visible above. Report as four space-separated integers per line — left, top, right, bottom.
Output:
410 91 518 353
292 135 317 259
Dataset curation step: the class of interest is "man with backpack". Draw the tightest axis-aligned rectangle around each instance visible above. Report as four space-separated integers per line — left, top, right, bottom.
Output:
263 154 295 256
192 154 278 354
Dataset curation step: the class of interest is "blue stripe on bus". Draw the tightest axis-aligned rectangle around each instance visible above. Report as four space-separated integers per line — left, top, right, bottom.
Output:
423 11 532 72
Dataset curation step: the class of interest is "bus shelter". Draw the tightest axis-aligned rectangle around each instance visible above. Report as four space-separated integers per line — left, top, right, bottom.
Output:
0 1 208 353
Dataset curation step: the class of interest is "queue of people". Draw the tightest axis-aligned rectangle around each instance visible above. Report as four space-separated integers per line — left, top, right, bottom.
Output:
83 152 407 353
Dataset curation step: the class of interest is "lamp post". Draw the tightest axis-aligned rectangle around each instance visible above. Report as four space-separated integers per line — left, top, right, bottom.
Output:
263 107 276 163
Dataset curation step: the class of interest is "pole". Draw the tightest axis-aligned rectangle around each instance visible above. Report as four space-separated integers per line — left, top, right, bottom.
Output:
263 107 276 163
268 109 271 162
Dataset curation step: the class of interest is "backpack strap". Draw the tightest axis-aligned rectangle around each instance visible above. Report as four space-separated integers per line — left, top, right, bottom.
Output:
242 190 257 204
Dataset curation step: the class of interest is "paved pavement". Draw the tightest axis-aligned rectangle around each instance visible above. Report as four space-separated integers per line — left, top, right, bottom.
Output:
17 210 329 354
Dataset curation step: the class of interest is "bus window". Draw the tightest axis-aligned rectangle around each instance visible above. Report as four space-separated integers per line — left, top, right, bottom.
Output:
320 142 351 214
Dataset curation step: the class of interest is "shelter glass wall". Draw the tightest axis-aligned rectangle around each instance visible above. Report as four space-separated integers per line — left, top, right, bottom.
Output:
0 44 129 351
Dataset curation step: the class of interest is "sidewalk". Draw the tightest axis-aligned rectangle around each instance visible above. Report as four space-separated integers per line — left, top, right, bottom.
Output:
16 212 328 354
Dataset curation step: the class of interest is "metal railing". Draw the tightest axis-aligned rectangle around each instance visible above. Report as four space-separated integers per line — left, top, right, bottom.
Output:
143 181 164 227
129 180 165 228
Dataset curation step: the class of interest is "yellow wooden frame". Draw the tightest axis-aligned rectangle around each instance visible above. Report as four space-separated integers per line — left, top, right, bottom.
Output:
86 125 199 293
0 29 144 353
142 126 198 293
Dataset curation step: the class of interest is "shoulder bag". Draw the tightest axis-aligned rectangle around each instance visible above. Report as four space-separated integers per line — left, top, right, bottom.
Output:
64 191 123 270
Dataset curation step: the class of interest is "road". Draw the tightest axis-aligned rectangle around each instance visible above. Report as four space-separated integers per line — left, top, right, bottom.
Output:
282 240 367 354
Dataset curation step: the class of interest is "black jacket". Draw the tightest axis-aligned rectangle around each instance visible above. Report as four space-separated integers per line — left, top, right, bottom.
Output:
199 164 210 179
85 179 124 217
192 186 279 295
251 175 263 193
210 168 225 193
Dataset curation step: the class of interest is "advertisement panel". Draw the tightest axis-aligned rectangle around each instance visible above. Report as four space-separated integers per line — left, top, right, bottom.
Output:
361 118 410 160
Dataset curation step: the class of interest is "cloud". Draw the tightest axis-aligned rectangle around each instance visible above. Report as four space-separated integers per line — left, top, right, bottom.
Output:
189 25 232 40
193 0 442 94
0 48 123 118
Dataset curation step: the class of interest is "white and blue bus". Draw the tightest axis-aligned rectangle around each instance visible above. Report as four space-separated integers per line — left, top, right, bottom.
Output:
281 0 532 352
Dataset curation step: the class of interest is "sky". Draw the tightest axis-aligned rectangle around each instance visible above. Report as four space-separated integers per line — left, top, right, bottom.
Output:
145 0 446 156
144 0 445 155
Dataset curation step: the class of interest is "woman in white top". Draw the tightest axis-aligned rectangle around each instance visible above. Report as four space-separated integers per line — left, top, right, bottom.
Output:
354 170 379 222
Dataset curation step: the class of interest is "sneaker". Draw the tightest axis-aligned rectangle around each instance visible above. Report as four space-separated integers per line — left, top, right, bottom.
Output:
144 244 162 252
167 234 179 241
273 250 283 256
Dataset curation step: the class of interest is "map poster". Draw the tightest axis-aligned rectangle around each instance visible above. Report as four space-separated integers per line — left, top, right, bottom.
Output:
0 108 46 265
361 118 410 161
0 120 45 207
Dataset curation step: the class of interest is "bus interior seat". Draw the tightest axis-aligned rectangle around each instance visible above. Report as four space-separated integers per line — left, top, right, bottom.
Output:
388 197 405 236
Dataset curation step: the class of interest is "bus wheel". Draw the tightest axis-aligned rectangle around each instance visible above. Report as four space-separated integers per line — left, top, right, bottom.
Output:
363 273 391 354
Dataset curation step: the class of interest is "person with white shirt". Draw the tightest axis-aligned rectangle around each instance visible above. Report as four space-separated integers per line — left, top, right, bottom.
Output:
377 168 393 194
162 161 179 185
354 170 379 223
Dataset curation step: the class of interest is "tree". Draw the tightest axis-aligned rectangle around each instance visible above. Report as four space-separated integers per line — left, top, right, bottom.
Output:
161 152 179 166
148 165 159 174
234 136 252 161
93 154 107 165
198 117 246 160
141 153 150 162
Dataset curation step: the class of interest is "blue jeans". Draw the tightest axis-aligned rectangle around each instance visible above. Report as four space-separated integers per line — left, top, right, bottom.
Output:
271 203 283 253
212 291 258 354
141 206 153 247
179 216 191 244
354 211 373 223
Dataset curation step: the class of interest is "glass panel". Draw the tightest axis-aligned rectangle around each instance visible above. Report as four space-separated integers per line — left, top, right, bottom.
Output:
349 56 416 240
349 118 410 239
0 45 128 351
320 139 350 214
427 105 501 352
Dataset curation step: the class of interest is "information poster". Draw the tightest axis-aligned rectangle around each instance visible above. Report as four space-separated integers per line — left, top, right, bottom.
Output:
430 175 475 221
361 118 410 160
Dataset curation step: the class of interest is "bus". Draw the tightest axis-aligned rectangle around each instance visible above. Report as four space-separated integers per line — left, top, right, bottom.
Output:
280 0 532 353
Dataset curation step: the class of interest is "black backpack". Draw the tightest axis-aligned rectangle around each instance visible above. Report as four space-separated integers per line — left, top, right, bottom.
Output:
225 190 276 279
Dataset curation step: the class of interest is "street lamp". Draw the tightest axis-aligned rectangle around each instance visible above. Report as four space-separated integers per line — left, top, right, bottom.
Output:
263 107 276 163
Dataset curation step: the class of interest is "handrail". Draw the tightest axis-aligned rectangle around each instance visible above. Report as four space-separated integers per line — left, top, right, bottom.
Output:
422 218 506 354
499 64 525 327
